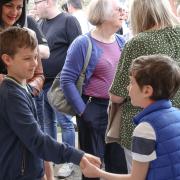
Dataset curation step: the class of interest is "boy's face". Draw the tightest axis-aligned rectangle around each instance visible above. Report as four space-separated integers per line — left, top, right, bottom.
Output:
2 47 38 84
127 76 153 108
2 0 23 28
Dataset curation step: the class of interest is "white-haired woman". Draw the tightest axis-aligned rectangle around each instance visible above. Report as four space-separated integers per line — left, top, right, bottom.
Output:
60 0 125 179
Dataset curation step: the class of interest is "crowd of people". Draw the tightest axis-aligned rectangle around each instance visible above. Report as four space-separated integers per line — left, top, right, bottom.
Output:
0 0 180 180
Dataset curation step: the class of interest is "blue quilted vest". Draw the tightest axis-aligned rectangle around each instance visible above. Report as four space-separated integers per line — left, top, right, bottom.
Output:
133 100 180 180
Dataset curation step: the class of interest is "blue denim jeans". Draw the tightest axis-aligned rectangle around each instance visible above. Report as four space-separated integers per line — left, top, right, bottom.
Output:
43 83 57 140
43 83 75 145
56 112 75 147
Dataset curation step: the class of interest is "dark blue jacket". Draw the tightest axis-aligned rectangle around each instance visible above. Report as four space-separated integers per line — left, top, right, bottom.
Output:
61 33 125 114
133 100 180 180
0 79 84 180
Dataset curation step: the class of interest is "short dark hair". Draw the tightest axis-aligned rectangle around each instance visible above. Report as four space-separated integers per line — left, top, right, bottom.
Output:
0 27 38 57
61 3 68 12
129 55 180 100
0 0 27 28
67 0 82 9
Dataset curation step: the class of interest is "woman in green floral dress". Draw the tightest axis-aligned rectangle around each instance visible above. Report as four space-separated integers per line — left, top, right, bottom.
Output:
108 0 180 172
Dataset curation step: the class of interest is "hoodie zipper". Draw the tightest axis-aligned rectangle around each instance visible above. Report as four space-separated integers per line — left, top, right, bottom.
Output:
21 147 26 176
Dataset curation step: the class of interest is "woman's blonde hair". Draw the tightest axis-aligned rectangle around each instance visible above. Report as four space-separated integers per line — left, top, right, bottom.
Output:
87 0 114 26
130 0 179 35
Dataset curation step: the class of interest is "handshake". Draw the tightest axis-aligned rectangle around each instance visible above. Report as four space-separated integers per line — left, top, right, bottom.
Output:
79 153 104 178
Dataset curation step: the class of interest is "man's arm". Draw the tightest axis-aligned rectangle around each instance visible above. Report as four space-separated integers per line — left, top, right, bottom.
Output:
27 16 50 59
66 15 82 43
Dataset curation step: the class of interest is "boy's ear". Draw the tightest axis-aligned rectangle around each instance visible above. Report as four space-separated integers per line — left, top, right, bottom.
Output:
143 85 153 98
1 54 12 66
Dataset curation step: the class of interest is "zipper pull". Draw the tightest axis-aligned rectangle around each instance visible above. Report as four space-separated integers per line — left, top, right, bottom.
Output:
87 96 92 104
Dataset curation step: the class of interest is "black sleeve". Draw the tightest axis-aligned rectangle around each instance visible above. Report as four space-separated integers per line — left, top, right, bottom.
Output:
66 15 82 44
27 16 48 45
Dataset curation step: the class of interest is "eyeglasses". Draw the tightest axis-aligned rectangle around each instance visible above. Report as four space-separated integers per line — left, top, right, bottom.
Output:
34 0 46 5
115 7 123 13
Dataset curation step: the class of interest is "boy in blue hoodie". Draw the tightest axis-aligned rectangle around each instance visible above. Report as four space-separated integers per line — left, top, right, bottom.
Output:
81 55 180 180
0 27 100 180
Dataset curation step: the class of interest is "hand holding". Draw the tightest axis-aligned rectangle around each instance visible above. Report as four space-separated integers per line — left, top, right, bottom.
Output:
80 153 101 168
80 156 102 178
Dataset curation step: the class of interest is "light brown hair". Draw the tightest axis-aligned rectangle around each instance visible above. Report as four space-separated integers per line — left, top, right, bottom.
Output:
130 0 179 35
0 27 37 57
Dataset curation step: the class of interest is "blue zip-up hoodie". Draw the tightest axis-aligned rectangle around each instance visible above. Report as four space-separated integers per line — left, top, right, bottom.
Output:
60 33 125 115
133 100 180 180
0 79 84 180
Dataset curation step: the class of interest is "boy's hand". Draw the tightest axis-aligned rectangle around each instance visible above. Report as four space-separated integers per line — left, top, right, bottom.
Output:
80 153 101 169
80 155 102 178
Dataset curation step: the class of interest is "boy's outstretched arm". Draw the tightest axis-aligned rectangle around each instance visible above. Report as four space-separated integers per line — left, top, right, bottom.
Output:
82 159 149 180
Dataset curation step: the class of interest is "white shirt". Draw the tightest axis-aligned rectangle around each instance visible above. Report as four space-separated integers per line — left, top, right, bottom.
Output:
132 122 157 162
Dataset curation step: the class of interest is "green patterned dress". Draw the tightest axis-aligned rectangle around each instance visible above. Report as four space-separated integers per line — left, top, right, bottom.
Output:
110 26 180 149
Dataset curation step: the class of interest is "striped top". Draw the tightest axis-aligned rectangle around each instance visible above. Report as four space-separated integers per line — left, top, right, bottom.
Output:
132 122 156 162
84 38 121 99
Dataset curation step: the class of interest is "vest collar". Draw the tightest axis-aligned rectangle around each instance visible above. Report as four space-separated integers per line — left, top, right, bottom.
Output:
133 100 172 125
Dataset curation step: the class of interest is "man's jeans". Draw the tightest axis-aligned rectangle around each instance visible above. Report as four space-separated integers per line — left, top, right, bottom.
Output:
43 84 57 140
43 83 75 146
56 112 75 147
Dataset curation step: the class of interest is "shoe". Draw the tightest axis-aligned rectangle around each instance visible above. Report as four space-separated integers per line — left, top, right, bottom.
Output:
56 163 74 178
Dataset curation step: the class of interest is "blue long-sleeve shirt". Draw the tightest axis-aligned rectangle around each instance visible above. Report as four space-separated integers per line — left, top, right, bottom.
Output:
60 33 125 115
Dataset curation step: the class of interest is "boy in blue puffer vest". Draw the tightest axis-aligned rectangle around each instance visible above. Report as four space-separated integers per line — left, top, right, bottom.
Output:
80 54 180 180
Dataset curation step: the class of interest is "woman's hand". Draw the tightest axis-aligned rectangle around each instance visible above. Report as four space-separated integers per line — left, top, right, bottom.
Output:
109 92 125 104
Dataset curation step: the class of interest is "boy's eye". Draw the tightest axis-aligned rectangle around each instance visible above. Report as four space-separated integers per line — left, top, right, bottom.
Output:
24 57 32 61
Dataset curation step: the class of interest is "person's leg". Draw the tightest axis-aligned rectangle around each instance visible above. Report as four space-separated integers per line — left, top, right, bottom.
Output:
56 112 75 146
34 91 50 180
43 85 57 180
77 117 100 180
77 97 109 180
43 85 57 140
104 143 128 174
56 112 75 178
44 161 54 180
